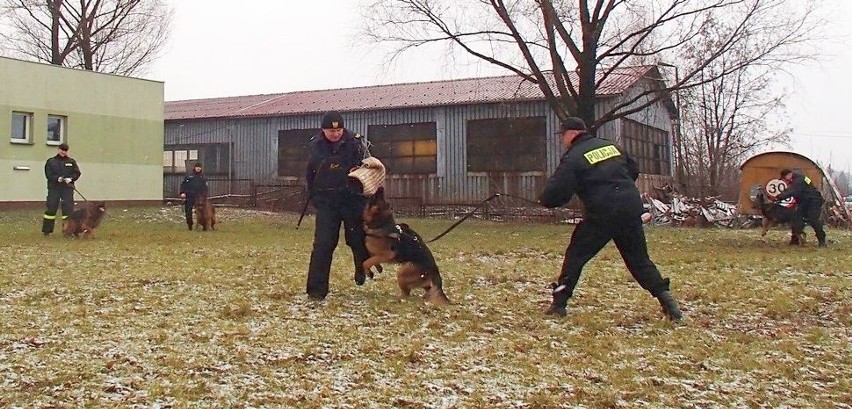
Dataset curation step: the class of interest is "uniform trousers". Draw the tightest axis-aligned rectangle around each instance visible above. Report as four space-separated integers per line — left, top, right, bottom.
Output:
42 186 74 234
183 195 196 226
557 215 670 299
306 195 369 298
790 198 826 243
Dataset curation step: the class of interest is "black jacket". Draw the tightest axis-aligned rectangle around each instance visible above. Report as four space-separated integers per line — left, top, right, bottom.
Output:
44 154 81 189
305 129 367 196
180 171 208 198
539 133 643 220
775 173 823 203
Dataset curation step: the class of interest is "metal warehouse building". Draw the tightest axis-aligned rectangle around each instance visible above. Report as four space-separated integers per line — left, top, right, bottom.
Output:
163 65 675 208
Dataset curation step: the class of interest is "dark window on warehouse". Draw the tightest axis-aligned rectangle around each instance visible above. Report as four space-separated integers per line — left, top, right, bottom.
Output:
466 117 546 172
367 122 437 174
621 119 670 175
278 129 317 177
164 143 230 175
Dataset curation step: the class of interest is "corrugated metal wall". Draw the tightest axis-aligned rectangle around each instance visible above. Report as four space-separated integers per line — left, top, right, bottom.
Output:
164 98 672 204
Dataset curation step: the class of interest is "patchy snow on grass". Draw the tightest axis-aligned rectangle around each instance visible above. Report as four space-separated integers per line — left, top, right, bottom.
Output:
0 207 849 407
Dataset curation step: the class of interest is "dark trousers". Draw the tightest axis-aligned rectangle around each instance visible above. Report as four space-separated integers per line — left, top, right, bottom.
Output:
791 198 826 243
306 197 369 298
557 216 671 299
183 196 196 226
42 186 74 234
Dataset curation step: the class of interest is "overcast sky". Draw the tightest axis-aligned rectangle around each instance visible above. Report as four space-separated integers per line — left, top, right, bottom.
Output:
145 0 852 173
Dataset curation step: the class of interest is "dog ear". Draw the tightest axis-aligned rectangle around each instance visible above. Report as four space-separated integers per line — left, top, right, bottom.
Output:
375 186 385 199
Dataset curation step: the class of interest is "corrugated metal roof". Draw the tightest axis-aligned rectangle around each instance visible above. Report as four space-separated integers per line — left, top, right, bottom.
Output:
165 65 658 121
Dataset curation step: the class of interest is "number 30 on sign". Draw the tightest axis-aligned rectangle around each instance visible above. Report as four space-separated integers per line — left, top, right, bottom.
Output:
765 179 795 207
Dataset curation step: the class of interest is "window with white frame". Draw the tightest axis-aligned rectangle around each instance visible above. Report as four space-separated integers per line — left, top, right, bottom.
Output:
46 115 67 145
163 147 198 174
164 144 231 175
11 112 33 143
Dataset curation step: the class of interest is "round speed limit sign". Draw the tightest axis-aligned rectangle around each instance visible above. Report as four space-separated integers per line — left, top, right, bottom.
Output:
765 178 795 207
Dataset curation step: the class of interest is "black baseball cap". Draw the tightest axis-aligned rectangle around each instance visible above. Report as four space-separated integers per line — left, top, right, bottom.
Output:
555 117 587 134
321 111 345 129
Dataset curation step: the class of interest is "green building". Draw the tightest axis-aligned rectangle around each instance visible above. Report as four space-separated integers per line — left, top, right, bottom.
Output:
0 56 164 208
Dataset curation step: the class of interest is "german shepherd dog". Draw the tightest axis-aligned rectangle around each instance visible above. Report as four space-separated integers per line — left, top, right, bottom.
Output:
362 187 450 304
754 188 804 243
194 190 216 231
62 201 107 238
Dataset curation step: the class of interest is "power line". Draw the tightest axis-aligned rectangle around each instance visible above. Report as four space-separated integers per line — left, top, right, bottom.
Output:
794 132 852 140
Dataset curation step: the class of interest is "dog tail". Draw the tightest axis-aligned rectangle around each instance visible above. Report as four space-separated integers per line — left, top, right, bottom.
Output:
424 267 450 305
426 283 450 305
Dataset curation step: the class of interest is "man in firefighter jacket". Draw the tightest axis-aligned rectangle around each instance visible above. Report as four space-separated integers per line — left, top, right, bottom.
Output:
304 111 372 300
538 117 683 321
42 143 81 236
775 169 827 247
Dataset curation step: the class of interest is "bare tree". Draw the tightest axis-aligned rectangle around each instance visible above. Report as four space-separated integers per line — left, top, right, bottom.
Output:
360 0 819 136
0 0 172 76
679 67 791 196
672 4 822 196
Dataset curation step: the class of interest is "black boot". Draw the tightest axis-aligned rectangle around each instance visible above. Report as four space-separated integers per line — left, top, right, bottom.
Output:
657 291 683 322
544 283 569 317
42 218 55 235
788 234 801 246
354 270 366 285
187 221 193 231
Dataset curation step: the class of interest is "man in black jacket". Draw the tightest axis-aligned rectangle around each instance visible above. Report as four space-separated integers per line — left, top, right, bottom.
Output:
179 162 208 231
304 111 372 300
42 143 81 236
775 169 827 247
538 117 683 321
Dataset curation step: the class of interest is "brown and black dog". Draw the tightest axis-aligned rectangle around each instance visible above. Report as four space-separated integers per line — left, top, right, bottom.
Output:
194 190 217 231
362 187 449 304
754 189 804 243
62 201 107 238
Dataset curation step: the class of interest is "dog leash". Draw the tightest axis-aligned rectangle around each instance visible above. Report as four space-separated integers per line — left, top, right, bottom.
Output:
425 192 540 243
73 186 89 202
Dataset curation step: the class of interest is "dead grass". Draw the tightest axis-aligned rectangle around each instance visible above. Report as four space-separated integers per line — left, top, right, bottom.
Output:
0 206 849 408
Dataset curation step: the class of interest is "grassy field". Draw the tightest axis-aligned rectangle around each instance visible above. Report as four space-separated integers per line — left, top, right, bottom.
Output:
0 206 849 408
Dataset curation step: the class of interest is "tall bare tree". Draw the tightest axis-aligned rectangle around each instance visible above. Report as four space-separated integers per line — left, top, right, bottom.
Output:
679 67 791 196
673 4 821 196
360 0 818 137
0 0 171 76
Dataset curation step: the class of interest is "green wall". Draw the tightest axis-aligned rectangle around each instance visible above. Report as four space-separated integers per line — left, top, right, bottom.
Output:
0 57 164 202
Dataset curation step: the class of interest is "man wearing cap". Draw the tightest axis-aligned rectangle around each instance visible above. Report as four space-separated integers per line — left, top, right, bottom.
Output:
774 168 827 247
42 143 81 236
179 162 208 231
304 110 372 300
538 117 683 322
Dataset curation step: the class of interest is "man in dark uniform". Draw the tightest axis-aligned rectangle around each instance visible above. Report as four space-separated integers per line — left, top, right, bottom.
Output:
305 111 371 300
179 162 208 231
538 117 683 321
42 143 81 236
775 168 827 247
